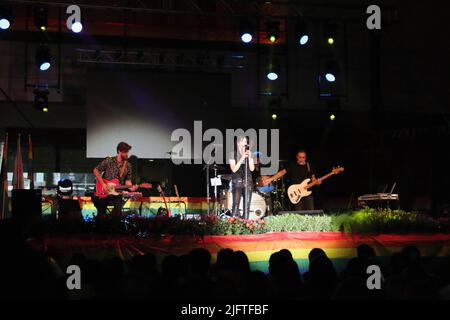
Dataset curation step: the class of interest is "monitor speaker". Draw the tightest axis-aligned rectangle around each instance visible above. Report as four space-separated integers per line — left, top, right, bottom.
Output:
11 189 42 220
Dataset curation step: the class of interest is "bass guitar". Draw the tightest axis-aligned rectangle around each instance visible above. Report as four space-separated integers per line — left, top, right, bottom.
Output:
287 166 344 204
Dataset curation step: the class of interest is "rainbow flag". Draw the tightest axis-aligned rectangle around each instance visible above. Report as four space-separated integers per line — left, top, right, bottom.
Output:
12 134 24 189
0 133 9 219
32 232 450 273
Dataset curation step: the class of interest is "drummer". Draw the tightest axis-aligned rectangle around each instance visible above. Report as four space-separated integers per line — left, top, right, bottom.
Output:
253 151 276 195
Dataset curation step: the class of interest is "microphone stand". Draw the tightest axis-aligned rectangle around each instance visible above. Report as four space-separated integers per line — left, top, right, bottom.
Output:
244 147 249 220
201 154 212 216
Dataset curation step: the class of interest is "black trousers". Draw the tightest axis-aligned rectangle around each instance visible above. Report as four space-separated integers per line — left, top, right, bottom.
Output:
92 195 124 217
231 182 253 219
294 196 314 211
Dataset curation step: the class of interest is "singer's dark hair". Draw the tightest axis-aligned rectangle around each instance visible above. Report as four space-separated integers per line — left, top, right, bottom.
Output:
233 135 248 162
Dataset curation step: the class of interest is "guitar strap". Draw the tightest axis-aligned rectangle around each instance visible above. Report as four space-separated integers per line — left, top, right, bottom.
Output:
119 160 127 178
307 162 311 175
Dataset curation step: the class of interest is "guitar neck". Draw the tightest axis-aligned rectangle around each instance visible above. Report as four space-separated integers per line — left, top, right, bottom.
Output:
305 171 335 189
114 184 135 190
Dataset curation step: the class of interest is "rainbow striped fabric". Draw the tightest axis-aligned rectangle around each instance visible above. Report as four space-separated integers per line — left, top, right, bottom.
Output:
32 232 450 273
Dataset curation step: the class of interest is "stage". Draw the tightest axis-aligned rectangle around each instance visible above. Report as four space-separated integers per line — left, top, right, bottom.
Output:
30 232 450 273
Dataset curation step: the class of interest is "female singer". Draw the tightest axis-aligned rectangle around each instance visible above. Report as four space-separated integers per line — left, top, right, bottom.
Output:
228 136 255 219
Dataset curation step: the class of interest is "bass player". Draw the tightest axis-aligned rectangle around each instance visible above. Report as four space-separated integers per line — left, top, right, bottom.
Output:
260 149 321 210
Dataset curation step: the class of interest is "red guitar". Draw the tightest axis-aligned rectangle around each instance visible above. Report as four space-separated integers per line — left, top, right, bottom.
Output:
95 178 152 198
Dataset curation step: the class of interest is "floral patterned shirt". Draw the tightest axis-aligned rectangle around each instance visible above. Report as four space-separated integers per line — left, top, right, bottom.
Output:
95 156 132 184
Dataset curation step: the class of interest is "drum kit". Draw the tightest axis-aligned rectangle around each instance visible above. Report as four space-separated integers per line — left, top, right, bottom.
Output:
208 155 288 220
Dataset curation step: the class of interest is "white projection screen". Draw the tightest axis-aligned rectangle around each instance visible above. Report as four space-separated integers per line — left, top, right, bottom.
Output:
86 69 230 159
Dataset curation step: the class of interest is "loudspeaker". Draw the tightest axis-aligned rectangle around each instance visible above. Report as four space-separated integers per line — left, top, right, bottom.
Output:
11 189 42 220
57 198 83 221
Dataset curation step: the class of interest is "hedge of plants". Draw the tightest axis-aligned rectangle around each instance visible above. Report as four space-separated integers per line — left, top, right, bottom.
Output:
44 208 450 236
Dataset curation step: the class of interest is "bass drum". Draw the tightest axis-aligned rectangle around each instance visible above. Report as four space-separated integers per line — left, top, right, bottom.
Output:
226 191 267 220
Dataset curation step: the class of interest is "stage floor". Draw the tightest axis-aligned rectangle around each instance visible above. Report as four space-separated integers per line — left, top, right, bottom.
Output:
30 232 450 273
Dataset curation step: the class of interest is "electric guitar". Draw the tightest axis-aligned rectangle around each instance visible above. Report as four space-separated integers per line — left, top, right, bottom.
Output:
95 178 152 198
287 166 344 204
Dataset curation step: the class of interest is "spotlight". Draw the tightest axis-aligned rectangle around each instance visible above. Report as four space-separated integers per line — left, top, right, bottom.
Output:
324 23 337 46
0 7 12 30
326 99 340 121
265 20 280 43
271 113 278 120
295 22 309 46
267 72 278 81
34 7 48 31
33 90 49 112
266 62 280 81
57 179 73 196
241 32 252 43
239 20 254 44
325 73 336 82
36 45 51 71
324 61 338 82
71 21 83 33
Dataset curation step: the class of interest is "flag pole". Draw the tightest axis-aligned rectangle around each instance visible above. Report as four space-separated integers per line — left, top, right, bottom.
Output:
1 133 9 219
28 134 34 190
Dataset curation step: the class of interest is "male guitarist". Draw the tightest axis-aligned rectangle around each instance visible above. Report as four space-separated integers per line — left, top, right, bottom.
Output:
92 142 138 217
261 150 321 210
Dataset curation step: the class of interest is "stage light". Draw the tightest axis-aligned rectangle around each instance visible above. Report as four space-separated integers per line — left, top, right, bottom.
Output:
0 18 10 30
295 22 309 46
34 90 49 112
34 7 48 31
325 73 336 82
58 179 73 196
326 99 340 121
300 35 309 45
267 61 280 81
324 23 337 46
241 32 252 43
0 7 12 30
36 45 51 71
71 21 83 33
271 113 278 120
267 72 278 81
324 61 338 82
239 20 254 44
265 20 280 43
